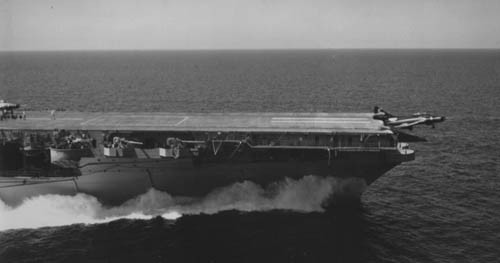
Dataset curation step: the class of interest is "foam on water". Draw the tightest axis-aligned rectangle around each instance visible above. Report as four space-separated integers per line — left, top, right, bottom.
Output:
0 175 343 231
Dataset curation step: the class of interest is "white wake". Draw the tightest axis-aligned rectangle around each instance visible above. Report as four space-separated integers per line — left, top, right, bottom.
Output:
0 175 354 231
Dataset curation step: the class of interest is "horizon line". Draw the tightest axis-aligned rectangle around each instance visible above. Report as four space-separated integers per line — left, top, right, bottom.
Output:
1 47 500 52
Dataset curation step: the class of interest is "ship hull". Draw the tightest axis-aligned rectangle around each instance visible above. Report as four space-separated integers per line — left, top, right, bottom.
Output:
0 153 397 207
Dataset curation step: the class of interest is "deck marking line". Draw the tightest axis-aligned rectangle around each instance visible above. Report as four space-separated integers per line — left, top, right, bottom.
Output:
175 116 189 126
271 120 371 123
271 117 367 119
59 118 84 121
26 117 51 120
27 117 84 121
80 116 103 126
271 117 369 121
92 115 184 119
272 117 365 119
81 115 188 127
271 119 371 122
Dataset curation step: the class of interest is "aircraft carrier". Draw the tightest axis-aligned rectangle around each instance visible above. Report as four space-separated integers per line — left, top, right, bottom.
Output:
0 110 426 207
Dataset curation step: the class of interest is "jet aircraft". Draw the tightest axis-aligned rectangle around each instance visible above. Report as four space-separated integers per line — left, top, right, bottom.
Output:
373 106 445 130
0 100 20 111
0 100 21 119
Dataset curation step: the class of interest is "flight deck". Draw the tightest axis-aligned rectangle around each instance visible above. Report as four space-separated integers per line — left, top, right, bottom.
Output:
0 111 391 134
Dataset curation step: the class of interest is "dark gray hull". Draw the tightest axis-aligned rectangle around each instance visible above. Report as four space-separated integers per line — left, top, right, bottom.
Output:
0 152 399 207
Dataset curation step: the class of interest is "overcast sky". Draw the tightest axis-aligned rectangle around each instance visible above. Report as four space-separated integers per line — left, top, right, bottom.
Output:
1 0 499 50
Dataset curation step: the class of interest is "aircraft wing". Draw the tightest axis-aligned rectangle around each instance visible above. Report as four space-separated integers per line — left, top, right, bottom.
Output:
393 119 426 129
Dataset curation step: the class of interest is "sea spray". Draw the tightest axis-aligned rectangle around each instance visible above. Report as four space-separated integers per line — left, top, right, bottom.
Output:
0 193 181 230
0 175 339 230
183 175 337 213
0 194 102 230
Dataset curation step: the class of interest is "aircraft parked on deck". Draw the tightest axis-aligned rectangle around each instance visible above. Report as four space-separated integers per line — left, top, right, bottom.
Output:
373 106 446 130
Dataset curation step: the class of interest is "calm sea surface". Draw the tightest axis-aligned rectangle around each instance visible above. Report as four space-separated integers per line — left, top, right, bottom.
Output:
0 50 499 262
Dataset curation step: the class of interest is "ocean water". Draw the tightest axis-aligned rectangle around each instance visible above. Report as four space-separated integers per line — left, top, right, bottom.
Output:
0 50 499 262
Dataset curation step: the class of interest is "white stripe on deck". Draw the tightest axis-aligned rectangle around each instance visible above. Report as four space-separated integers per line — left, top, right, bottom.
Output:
78 115 189 127
28 117 84 121
271 117 371 124
80 116 102 126
272 117 368 120
174 116 189 126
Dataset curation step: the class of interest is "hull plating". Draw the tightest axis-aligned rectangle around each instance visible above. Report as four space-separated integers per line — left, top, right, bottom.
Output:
0 153 397 207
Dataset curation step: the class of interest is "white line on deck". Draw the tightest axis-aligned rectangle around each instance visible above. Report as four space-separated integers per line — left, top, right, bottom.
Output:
271 117 372 124
175 116 189 126
95 115 186 119
271 120 371 123
80 116 102 125
78 115 189 127
271 117 369 121
28 117 84 121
